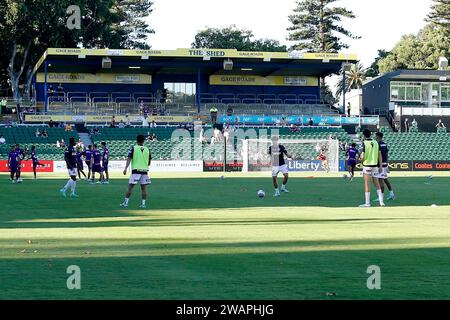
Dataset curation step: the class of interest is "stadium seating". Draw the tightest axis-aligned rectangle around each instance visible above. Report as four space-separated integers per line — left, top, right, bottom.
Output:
2 126 449 163
383 132 450 161
90 126 354 161
0 126 80 160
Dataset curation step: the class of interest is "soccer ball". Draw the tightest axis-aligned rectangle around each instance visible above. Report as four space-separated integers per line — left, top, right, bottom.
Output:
257 190 265 198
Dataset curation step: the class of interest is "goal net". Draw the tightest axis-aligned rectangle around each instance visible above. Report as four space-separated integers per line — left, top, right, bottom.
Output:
241 138 340 173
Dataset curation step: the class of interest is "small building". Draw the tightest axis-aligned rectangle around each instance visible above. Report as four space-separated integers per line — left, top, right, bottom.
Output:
362 69 450 114
362 69 450 132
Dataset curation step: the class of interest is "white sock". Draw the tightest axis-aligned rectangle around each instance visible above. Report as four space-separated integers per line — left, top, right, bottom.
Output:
365 192 370 205
142 200 146 206
282 184 287 189
64 180 72 191
377 189 384 204
71 180 77 193
275 188 279 192
124 198 129 205
390 190 395 196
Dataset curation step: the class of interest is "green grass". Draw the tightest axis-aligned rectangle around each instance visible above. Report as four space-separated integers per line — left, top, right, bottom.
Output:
0 172 450 300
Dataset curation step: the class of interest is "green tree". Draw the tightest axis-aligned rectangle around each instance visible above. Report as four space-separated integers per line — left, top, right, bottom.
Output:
0 0 154 100
426 0 450 31
191 25 287 51
378 24 450 73
287 0 360 52
335 63 366 98
365 50 390 78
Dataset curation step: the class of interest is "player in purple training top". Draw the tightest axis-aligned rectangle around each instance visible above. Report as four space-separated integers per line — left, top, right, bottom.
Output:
14 144 25 183
90 144 104 184
30 146 45 180
101 141 110 184
59 137 79 198
84 145 93 181
76 146 87 180
346 143 359 182
8 145 20 183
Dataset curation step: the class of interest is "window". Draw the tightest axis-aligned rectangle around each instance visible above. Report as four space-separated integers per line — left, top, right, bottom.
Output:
164 83 197 104
441 86 450 102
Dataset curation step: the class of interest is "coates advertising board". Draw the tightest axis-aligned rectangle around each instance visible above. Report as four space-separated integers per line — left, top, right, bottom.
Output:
413 161 450 171
0 160 53 173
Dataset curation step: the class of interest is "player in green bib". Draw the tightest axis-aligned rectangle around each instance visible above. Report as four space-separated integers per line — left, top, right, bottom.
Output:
120 135 152 209
359 129 385 208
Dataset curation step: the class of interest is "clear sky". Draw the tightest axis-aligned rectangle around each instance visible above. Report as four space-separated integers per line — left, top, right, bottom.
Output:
148 0 433 68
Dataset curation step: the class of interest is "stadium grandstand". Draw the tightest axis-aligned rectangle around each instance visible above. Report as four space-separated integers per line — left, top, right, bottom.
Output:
0 48 449 173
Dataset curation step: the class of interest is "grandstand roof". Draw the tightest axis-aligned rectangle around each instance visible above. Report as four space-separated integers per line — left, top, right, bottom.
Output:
34 48 358 78
364 69 450 85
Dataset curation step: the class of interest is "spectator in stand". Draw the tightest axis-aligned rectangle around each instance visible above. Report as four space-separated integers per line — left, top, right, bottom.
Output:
275 118 281 127
57 83 64 101
159 104 166 116
282 117 287 128
142 115 149 127
118 120 125 129
0 98 7 114
65 123 73 132
150 120 157 128
152 105 158 116
125 114 131 127
35 128 41 138
308 118 314 126
156 89 162 104
58 121 65 129
210 106 218 124
289 124 299 133
404 118 410 132
92 127 100 135
143 105 150 117
48 85 55 98
410 119 419 132
48 119 55 128
110 116 116 128
227 106 233 116
162 88 169 103
436 119 446 132
0 135 5 144
347 102 351 117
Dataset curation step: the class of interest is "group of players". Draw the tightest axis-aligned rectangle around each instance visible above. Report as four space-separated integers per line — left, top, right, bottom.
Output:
60 134 152 207
58 139 111 197
7 144 46 182
7 138 111 192
269 129 395 207
8 127 395 208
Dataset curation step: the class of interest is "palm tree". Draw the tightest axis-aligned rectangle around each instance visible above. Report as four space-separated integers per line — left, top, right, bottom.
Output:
335 63 366 98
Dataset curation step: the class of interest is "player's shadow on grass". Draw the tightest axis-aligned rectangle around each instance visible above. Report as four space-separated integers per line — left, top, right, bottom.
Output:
0 217 439 229
1 239 450 299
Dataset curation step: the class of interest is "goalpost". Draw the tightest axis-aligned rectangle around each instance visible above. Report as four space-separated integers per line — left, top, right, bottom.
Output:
241 138 340 173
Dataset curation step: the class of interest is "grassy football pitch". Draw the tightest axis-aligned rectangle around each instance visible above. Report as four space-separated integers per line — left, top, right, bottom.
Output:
0 172 449 300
